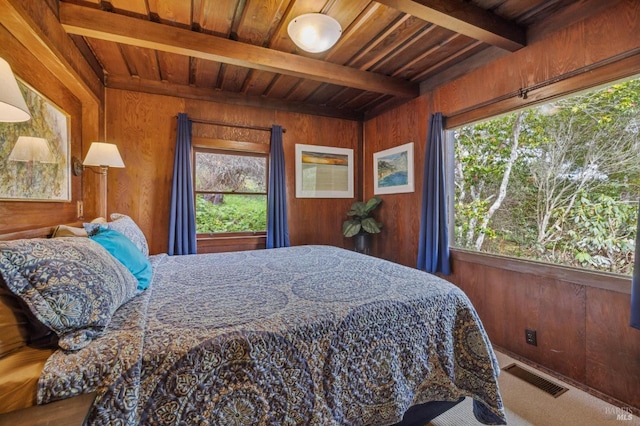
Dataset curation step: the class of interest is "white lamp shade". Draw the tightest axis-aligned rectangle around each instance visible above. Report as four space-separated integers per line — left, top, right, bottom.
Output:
0 57 31 122
8 136 55 163
83 142 125 168
287 13 342 53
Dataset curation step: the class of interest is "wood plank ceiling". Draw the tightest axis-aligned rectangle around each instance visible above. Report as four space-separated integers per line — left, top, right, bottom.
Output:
54 0 605 120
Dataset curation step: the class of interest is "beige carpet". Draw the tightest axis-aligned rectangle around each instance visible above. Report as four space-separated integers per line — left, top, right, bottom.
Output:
428 350 640 426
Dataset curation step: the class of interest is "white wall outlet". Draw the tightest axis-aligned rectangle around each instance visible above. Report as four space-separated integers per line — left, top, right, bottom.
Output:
77 200 84 219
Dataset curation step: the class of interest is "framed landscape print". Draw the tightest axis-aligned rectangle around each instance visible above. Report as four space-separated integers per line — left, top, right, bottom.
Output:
373 142 414 195
295 144 354 198
0 80 71 201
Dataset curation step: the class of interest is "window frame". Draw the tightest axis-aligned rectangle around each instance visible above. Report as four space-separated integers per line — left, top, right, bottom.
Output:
445 76 640 276
192 144 269 237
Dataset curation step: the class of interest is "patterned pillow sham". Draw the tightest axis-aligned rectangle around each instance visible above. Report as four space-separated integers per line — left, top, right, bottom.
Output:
0 281 28 357
0 238 138 351
0 278 58 356
85 213 149 257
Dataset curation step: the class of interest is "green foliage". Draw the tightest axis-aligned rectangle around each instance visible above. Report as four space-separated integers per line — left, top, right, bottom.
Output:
454 77 640 275
195 194 266 233
342 196 383 237
565 194 636 273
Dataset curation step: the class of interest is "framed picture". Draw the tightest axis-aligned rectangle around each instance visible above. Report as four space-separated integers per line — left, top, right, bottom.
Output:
0 80 71 201
374 142 414 195
295 144 354 198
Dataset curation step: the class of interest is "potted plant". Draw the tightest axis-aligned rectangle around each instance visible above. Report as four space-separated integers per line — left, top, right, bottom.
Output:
342 196 383 253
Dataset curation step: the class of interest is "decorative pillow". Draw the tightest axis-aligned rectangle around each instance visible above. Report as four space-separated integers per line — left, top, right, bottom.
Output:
85 214 149 257
51 224 88 238
89 227 153 291
1 277 58 353
0 281 28 357
110 214 149 257
0 238 138 351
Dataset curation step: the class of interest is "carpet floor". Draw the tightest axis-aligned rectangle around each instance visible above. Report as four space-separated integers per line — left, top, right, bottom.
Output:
427 349 639 426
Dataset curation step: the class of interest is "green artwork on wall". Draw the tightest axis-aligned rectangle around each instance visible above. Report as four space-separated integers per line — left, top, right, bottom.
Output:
0 80 70 201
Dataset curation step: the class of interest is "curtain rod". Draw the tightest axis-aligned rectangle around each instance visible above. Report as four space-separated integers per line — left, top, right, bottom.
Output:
179 116 286 133
448 47 640 121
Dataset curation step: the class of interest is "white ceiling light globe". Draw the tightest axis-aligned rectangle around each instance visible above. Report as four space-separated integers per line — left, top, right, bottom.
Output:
288 13 342 53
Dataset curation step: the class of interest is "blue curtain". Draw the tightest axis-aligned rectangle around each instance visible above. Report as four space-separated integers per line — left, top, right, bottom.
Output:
266 125 290 248
417 112 451 275
631 199 640 329
168 113 197 255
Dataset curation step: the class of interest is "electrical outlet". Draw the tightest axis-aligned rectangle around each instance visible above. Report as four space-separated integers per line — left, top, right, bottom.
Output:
77 200 84 219
525 329 537 346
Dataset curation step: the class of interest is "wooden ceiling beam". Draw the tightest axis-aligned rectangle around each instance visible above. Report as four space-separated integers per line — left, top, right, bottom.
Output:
105 74 364 121
374 0 526 51
59 2 418 98
0 0 103 104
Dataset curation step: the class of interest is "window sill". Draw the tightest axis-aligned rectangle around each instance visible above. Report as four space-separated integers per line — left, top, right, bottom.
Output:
196 233 266 253
450 248 631 294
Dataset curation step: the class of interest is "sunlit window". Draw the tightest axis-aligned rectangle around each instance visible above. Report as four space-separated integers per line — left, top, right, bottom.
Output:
449 77 640 275
194 150 267 234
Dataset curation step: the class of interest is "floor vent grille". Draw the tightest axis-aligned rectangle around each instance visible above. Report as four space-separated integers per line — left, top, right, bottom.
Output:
503 363 569 398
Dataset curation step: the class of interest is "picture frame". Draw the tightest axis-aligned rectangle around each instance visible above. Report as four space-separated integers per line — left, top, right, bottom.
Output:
0 80 71 201
373 142 414 195
295 144 354 198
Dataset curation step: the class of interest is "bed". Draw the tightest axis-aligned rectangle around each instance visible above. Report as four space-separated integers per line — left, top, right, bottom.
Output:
0 219 506 425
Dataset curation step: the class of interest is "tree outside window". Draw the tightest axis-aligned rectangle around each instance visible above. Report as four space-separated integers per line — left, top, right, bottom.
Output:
194 149 267 234
451 77 640 275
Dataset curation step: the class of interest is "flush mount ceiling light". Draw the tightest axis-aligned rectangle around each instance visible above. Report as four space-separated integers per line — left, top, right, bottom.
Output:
287 13 342 53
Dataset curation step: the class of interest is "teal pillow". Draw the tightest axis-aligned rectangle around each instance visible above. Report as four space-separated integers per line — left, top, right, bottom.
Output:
89 227 153 291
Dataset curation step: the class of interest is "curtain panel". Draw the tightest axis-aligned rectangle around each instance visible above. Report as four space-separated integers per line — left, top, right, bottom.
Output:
266 125 290 248
168 113 197 255
417 112 451 275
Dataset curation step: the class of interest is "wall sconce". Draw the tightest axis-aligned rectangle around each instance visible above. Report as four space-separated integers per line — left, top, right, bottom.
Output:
0 57 31 122
83 142 125 218
8 136 55 163
287 13 342 53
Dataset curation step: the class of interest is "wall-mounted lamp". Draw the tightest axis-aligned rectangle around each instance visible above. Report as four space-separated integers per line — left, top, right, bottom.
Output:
0 57 31 122
287 13 342 53
8 136 55 163
83 142 125 218
83 142 125 171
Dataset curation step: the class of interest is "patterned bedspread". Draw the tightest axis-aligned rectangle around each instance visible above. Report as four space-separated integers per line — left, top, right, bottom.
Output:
38 245 506 425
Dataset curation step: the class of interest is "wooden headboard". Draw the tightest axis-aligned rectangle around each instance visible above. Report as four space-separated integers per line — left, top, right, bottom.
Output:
0 222 83 241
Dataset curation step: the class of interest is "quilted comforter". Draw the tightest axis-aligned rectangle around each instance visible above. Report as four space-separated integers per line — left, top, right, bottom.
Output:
38 245 506 425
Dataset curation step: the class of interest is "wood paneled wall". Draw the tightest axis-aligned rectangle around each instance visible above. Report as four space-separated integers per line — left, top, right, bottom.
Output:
448 250 640 409
0 0 101 232
362 96 429 267
276 112 361 249
105 88 361 255
434 1 640 127
363 0 640 411
104 90 183 255
0 25 83 232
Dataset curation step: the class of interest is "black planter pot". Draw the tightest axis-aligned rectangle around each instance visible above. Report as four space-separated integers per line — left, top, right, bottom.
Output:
353 232 371 254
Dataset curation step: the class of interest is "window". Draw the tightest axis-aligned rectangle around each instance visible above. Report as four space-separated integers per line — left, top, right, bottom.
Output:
194 149 268 234
449 77 640 275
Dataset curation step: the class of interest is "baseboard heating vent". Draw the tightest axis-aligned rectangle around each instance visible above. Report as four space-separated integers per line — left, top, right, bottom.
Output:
503 364 569 398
